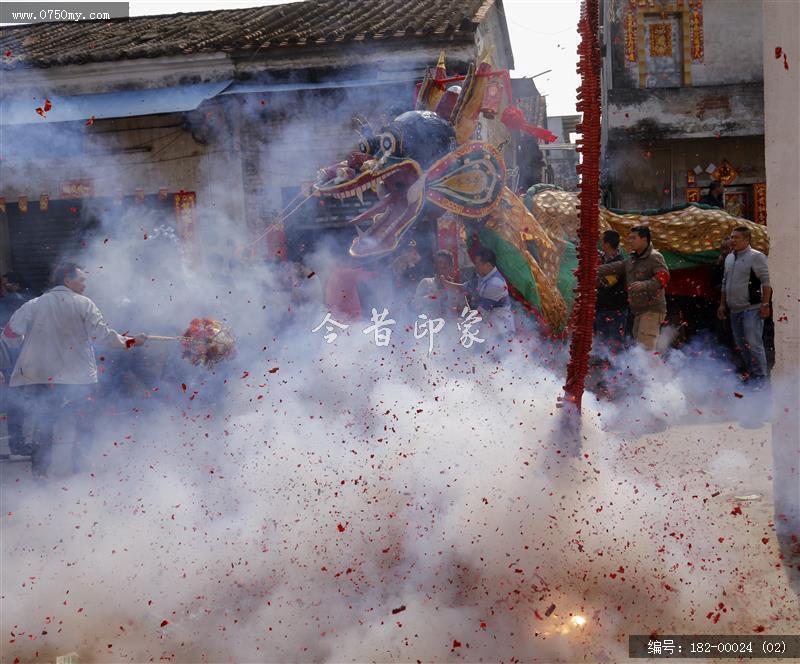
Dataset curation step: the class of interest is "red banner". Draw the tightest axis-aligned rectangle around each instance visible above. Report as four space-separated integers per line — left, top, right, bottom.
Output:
59 179 94 198
625 0 638 63
753 182 767 226
689 0 704 62
174 191 197 244
265 221 287 261
437 215 460 278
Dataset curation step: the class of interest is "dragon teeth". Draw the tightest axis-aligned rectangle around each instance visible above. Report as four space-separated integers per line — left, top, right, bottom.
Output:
356 189 364 204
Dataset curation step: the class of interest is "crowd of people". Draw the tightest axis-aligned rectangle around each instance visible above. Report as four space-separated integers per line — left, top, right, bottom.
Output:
322 244 516 349
0 209 773 477
592 222 773 387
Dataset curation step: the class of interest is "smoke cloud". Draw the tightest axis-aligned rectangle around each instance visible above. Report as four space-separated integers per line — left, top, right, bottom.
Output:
1 75 798 663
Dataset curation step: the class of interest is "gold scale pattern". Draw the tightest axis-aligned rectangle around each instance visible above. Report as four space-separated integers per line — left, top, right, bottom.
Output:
529 190 769 254
483 189 769 332
486 189 569 331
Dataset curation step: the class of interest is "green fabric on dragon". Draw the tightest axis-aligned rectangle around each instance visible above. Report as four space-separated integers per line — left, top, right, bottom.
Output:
472 228 543 311
662 249 719 270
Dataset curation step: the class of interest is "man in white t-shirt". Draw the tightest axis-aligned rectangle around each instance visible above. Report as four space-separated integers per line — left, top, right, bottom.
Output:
2 263 146 478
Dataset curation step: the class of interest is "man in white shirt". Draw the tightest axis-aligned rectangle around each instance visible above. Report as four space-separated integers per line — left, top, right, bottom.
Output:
469 248 515 345
2 263 146 478
412 250 465 319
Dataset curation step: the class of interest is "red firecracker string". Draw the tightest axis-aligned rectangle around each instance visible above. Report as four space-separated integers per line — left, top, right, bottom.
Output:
564 0 602 411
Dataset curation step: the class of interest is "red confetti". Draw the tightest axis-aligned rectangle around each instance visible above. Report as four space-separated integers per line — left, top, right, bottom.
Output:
733 392 744 398
754 625 766 632
761 537 770 545
4 50 12 58
452 640 461 648
43 99 52 112
391 605 406 615
125 338 136 349
160 620 169 627
181 383 187 392
35 107 45 117
731 505 743 516
86 116 95 126
306 271 316 279
775 47 783 58
784 54 789 70
337 523 346 532
268 367 279 373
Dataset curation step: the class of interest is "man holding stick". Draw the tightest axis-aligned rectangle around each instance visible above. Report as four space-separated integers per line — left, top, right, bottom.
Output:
1 263 146 478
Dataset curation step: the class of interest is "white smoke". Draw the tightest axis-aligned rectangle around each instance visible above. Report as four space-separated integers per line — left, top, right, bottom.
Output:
1 75 798 664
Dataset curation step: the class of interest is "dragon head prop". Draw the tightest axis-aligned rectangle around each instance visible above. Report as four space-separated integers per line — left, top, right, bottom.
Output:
312 50 557 259
314 110 506 258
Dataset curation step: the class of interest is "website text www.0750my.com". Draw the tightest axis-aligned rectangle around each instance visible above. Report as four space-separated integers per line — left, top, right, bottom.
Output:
0 2 129 24
9 9 111 22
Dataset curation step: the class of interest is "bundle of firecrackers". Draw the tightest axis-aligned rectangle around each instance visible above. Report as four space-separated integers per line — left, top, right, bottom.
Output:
181 318 236 367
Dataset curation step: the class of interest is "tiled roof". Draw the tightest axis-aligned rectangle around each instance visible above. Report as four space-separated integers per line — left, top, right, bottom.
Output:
1 0 498 69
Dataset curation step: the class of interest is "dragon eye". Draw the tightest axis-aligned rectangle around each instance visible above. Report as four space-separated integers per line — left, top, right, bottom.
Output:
380 133 397 154
358 139 371 154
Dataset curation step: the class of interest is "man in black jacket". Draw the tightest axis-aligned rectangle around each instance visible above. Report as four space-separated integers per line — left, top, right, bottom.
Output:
699 181 725 208
594 230 628 352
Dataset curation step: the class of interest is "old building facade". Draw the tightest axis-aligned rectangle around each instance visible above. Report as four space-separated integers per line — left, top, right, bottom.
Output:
600 0 765 221
0 0 514 287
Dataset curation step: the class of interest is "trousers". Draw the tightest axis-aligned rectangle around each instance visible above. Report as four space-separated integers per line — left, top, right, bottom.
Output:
632 311 663 351
0 377 27 454
17 384 97 476
730 308 768 379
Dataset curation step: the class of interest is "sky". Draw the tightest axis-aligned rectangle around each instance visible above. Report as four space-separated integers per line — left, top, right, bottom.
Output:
121 0 584 117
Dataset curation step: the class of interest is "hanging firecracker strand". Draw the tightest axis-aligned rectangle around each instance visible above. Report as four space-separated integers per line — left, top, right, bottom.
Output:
563 0 602 411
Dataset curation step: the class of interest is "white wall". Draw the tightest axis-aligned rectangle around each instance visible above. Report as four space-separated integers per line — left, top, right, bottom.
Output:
763 0 800 546
692 0 763 86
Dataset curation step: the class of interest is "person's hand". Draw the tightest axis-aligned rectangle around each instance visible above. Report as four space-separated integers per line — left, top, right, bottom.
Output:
628 281 646 293
717 305 727 320
759 303 770 319
131 333 148 347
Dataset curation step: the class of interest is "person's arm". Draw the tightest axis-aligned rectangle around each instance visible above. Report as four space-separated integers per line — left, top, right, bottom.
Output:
2 299 33 346
751 253 772 318
83 300 144 349
475 276 509 315
759 285 773 319
412 279 432 313
717 256 729 319
597 259 625 280
631 252 670 293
